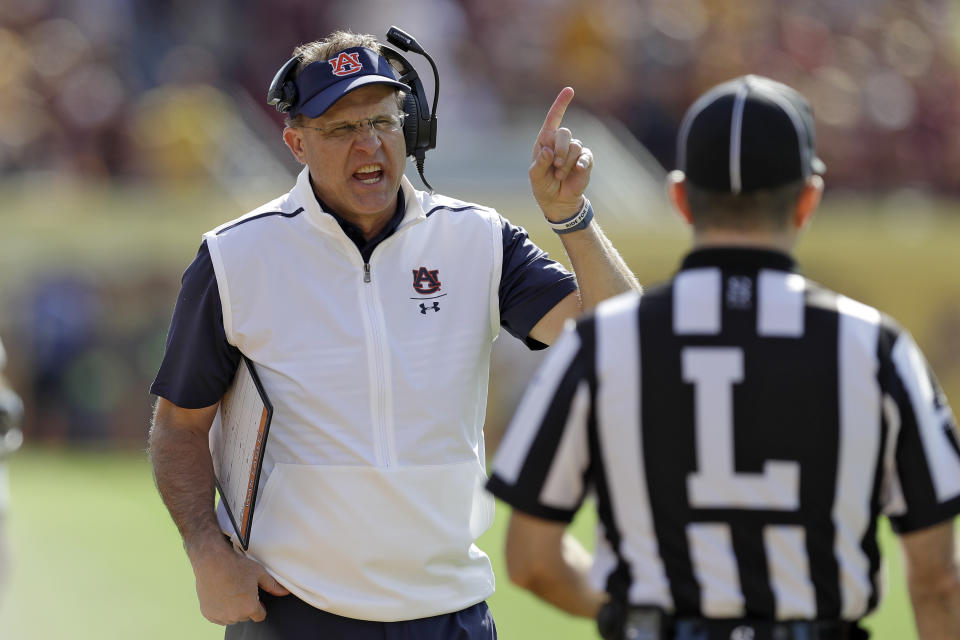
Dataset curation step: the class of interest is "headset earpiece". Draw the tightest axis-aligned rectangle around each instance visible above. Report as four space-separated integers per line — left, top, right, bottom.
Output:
381 45 434 160
267 55 302 114
401 93 420 154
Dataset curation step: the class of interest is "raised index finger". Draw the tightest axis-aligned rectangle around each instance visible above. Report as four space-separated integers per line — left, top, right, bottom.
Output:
538 87 575 142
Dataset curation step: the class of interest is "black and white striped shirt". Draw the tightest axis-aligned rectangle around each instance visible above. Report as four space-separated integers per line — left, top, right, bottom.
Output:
487 247 960 621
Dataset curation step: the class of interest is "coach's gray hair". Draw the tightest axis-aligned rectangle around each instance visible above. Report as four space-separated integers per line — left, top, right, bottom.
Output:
285 30 406 128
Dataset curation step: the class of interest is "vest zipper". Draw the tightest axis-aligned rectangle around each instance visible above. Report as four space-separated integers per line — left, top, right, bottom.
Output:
359 255 393 467
357 219 425 466
364 287 392 467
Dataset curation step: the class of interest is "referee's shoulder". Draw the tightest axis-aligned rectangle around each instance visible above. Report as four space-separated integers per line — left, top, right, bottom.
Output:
804 278 906 347
805 279 895 322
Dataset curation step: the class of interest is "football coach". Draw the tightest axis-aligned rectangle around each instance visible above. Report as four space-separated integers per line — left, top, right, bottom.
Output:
148 27 640 640
486 75 960 640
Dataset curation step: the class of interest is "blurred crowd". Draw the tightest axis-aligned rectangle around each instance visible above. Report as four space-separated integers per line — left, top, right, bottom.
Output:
467 0 960 192
1 0 959 192
1 273 177 444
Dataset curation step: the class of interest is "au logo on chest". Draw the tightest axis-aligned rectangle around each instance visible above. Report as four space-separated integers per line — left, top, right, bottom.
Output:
412 266 442 294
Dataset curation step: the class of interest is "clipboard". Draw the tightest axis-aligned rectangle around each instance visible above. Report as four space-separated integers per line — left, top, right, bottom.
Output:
209 356 273 550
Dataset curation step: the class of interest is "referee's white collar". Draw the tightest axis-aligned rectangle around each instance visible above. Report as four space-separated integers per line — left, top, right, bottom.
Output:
293 167 426 233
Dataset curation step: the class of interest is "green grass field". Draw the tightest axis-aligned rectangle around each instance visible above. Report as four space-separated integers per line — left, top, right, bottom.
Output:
0 447 927 639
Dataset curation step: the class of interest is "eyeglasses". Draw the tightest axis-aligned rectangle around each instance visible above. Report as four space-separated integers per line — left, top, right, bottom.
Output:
300 113 407 140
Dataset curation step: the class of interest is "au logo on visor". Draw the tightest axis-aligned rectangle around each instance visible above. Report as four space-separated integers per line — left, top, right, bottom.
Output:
328 52 364 76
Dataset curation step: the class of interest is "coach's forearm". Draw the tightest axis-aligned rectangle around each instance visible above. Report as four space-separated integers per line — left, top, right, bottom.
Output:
558 219 640 311
148 400 225 556
909 568 960 640
149 399 290 624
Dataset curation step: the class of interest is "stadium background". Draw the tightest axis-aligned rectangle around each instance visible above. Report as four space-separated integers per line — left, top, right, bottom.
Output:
0 0 958 638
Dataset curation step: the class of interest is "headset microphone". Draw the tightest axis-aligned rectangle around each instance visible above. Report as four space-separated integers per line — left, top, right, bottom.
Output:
385 26 424 54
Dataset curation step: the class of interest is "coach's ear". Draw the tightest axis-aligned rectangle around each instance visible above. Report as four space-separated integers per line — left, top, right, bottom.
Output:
794 175 823 231
282 127 308 165
667 170 693 225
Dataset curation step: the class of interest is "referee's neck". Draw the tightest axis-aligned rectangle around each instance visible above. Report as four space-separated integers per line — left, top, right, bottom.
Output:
690 230 798 254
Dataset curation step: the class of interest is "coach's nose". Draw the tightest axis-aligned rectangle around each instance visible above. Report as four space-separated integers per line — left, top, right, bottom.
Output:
352 125 382 152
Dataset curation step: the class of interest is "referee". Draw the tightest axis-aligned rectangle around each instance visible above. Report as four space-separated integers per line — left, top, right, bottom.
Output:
486 76 960 640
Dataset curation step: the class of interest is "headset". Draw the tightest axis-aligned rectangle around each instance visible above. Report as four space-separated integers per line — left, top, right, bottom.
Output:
267 26 440 191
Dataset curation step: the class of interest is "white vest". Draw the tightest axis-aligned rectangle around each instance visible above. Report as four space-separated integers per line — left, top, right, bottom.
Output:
205 168 503 621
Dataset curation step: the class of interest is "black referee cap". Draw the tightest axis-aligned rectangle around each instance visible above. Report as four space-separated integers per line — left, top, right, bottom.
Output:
677 75 826 194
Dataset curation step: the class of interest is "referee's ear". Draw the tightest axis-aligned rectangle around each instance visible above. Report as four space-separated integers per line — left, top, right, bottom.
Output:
666 170 694 226
794 175 823 231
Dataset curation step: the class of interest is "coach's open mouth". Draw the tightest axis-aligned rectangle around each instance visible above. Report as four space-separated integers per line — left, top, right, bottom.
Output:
353 164 383 184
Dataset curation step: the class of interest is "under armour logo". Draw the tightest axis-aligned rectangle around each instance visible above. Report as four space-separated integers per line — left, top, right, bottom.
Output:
328 52 363 76
420 302 440 314
412 266 442 294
